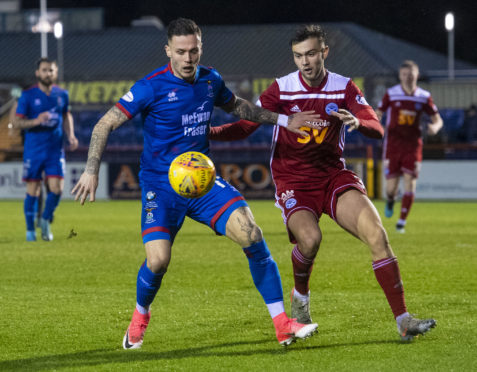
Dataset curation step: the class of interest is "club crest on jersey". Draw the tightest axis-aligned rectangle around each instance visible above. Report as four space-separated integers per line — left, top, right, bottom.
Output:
355 95 369 105
325 102 339 114
290 105 301 113
168 90 178 102
207 80 214 98
34 98 41 106
122 91 134 102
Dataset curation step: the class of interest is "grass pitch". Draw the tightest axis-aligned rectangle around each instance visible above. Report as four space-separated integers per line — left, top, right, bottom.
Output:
0 199 476 371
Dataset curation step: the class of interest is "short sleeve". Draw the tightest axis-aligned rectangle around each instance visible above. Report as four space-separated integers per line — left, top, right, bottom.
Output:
63 91 69 114
344 80 374 114
258 81 280 112
377 91 390 111
424 95 439 116
16 92 28 118
116 80 154 119
213 72 234 107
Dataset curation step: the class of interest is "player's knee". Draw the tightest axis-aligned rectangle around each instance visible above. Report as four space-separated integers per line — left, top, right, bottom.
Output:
146 257 169 274
234 223 263 247
296 231 321 257
365 223 389 251
240 223 263 246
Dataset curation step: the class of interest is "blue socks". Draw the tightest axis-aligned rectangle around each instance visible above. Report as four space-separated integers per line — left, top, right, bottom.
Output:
24 194 38 231
243 240 284 304
136 260 165 308
42 192 61 222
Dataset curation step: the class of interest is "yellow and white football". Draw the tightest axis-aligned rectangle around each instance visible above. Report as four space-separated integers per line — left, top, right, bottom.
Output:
168 151 216 198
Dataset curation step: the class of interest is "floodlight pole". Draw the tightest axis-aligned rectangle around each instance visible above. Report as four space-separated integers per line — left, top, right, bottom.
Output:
54 22 64 83
445 12 455 80
40 0 48 57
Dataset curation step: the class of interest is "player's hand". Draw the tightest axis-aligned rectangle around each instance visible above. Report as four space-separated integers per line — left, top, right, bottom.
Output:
287 111 323 136
71 172 99 205
35 111 51 125
427 123 440 136
330 109 360 132
68 135 79 151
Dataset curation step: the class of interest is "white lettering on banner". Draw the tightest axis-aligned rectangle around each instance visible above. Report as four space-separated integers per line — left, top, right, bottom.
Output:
0 162 109 199
380 160 477 200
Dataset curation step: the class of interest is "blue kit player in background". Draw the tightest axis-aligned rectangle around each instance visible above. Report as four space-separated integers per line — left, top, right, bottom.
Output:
13 58 78 241
72 18 322 348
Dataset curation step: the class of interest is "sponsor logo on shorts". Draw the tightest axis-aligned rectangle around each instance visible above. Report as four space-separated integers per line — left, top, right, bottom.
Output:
281 190 295 203
415 103 422 110
146 191 156 201
325 102 339 114
145 211 155 224
145 201 158 208
285 198 297 209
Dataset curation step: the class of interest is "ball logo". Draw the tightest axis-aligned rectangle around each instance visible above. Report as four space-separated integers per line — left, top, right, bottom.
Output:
122 91 134 102
355 95 369 105
285 198 297 209
325 102 339 115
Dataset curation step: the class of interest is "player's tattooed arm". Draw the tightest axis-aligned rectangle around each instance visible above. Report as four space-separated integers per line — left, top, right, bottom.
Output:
230 97 279 124
221 96 322 136
85 106 128 175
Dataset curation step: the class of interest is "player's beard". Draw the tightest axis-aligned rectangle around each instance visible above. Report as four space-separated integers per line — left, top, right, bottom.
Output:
38 76 54 87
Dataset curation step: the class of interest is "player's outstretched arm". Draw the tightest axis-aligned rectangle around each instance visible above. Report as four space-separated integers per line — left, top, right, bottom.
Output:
220 96 322 137
71 106 128 205
209 120 261 141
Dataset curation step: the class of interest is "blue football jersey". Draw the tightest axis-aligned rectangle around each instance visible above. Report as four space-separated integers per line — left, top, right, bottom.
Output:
16 84 69 157
116 63 233 183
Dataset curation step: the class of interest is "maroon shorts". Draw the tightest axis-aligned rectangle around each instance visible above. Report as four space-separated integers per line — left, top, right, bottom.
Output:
274 169 367 243
384 151 421 179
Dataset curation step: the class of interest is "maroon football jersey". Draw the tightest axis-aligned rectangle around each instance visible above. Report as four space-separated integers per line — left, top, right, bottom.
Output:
378 84 438 161
259 70 377 188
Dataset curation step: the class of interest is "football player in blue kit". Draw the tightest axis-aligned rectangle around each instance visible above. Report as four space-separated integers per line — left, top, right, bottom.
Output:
72 18 322 347
14 58 78 241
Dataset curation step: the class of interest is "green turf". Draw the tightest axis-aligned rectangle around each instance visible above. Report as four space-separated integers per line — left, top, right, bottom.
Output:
0 199 476 371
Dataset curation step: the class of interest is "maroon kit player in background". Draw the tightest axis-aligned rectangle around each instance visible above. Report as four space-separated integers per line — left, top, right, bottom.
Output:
376 60 443 233
210 25 436 340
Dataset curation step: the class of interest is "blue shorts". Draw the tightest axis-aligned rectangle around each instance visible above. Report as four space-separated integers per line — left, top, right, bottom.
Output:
22 151 65 182
141 175 248 244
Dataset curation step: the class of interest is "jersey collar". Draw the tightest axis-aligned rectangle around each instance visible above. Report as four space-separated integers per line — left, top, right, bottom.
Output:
298 70 329 92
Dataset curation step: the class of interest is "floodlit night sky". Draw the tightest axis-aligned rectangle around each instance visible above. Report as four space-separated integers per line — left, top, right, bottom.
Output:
22 0 477 65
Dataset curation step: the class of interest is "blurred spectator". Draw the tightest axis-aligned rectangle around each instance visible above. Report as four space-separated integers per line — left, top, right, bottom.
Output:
459 104 477 143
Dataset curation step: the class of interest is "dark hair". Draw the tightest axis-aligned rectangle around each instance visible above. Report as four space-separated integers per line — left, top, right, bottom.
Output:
290 24 326 46
167 18 201 40
400 60 419 70
35 57 56 70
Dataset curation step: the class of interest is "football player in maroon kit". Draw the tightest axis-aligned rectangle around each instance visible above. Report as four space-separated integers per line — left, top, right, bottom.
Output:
376 60 443 233
209 25 436 340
